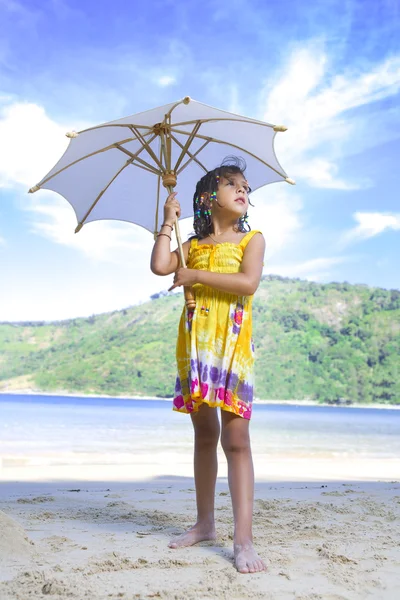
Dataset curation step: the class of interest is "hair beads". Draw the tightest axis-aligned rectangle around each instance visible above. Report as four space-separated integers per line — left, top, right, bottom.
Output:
195 190 215 218
238 211 249 229
194 194 204 218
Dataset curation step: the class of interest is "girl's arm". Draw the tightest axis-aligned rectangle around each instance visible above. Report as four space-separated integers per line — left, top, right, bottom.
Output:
150 229 191 276
198 233 265 295
150 192 191 275
169 233 266 295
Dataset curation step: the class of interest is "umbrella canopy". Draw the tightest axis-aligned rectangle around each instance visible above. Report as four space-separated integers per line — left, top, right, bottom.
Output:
29 96 295 239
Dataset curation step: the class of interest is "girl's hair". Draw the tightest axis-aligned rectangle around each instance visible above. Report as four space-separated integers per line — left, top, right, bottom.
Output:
189 155 255 240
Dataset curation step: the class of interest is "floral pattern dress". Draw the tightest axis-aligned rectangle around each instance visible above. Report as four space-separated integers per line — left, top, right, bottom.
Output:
173 229 262 420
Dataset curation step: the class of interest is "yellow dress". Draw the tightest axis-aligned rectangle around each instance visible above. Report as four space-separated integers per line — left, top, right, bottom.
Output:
173 229 262 420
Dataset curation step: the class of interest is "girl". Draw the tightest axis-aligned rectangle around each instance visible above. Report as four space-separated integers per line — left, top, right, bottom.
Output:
150 157 267 574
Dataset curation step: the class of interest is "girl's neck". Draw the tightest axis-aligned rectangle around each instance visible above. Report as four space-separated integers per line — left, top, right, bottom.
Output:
211 219 240 237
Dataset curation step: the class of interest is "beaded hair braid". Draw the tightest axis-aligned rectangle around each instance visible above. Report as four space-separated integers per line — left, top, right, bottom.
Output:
191 156 254 240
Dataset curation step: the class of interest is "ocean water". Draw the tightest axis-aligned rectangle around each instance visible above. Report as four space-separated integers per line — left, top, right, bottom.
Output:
1 394 399 481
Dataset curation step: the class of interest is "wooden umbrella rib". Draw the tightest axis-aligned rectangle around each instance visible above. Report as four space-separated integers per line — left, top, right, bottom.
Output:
171 127 216 143
169 117 274 130
115 144 160 174
154 141 163 238
158 129 168 171
130 126 164 171
77 123 139 134
166 113 172 171
76 158 134 231
174 122 201 172
126 160 159 175
176 140 210 175
37 132 156 188
170 128 286 179
77 122 156 135
164 97 189 120
169 133 208 173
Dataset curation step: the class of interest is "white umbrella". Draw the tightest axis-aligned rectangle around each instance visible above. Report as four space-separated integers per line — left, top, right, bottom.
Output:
29 96 295 307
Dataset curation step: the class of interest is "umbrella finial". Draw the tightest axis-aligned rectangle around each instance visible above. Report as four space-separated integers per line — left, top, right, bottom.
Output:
66 131 79 138
183 96 191 105
285 177 296 185
273 125 288 132
28 185 40 193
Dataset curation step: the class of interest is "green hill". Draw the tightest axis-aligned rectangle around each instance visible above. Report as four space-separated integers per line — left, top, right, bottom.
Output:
1 276 399 405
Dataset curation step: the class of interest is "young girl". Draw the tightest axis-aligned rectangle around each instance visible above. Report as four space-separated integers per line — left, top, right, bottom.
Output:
150 157 267 574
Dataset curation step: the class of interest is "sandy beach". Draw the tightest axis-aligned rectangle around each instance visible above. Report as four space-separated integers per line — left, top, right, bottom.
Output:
1 478 400 600
1 395 400 598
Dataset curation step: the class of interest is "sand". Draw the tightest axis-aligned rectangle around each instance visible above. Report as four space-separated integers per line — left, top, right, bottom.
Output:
0 479 399 599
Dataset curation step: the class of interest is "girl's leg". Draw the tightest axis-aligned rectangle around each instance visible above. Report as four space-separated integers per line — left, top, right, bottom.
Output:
168 403 220 548
220 410 267 573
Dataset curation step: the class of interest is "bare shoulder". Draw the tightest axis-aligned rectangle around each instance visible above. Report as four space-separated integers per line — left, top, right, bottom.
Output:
244 231 265 250
241 231 265 266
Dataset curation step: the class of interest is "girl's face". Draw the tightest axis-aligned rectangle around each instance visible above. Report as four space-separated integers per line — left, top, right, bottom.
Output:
215 172 250 216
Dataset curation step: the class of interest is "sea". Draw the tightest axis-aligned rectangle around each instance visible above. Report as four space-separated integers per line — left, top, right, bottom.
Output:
1 394 399 482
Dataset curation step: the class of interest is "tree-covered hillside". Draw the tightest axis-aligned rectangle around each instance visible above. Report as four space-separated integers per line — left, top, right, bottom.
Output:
1 276 399 405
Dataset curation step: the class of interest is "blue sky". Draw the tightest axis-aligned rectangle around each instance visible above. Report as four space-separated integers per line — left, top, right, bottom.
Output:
0 0 399 321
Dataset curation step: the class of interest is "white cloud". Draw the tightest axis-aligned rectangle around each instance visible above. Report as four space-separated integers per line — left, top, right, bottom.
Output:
293 158 369 191
157 75 176 87
267 256 350 282
24 192 153 263
0 101 88 189
262 45 400 190
340 211 400 246
250 185 303 260
0 268 169 322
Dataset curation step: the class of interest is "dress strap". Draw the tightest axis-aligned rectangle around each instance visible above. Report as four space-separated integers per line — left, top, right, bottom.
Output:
239 230 262 250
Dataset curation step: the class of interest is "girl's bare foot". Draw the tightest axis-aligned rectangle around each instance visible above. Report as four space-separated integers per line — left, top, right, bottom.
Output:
168 522 216 548
234 541 267 574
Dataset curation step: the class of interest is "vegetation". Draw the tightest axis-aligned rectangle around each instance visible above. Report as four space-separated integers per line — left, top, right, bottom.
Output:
1 276 399 405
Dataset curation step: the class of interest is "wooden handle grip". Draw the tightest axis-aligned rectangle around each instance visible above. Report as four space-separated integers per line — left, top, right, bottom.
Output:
173 215 196 310
184 286 196 310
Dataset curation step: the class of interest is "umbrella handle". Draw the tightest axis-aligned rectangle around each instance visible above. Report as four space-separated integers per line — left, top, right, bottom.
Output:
173 215 196 310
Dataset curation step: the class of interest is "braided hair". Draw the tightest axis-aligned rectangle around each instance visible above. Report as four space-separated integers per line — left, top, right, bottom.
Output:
190 156 254 240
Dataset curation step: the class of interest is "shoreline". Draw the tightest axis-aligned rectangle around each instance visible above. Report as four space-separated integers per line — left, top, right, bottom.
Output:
0 389 399 410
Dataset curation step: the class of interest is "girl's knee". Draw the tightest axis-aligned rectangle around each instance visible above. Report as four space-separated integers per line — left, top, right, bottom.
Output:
195 431 220 450
221 430 250 455
194 425 220 451
192 406 220 447
220 411 251 454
